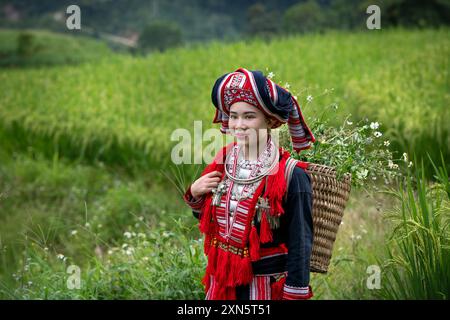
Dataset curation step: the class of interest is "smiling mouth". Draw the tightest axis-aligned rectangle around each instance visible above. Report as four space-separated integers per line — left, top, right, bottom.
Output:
234 132 248 137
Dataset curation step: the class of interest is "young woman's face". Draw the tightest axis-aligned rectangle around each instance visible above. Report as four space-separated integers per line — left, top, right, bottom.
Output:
229 101 271 150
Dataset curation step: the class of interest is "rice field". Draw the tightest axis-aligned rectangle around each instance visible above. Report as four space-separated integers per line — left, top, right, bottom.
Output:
0 27 448 174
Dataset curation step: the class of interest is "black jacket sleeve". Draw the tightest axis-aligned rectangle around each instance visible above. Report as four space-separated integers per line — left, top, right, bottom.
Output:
284 166 314 288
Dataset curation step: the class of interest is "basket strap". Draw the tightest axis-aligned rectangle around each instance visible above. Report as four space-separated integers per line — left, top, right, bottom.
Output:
284 157 299 200
284 158 310 200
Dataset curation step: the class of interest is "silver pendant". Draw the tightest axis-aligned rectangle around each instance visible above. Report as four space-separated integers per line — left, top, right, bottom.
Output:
211 180 227 206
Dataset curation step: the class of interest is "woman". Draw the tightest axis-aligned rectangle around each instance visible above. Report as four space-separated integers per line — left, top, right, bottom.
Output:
183 68 316 300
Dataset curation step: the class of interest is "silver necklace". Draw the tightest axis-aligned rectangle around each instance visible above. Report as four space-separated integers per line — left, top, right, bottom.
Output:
224 139 279 185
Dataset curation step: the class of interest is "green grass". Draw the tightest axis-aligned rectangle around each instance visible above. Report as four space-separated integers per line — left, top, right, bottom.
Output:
377 157 450 299
0 29 113 68
0 150 191 292
2 220 206 299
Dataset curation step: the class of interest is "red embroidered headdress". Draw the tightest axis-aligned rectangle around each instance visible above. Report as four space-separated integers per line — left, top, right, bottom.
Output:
211 67 316 153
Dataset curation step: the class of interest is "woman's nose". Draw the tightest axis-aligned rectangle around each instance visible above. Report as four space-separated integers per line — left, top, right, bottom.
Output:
235 118 246 129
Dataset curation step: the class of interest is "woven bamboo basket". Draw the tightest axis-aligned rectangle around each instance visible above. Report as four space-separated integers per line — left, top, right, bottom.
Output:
304 163 352 273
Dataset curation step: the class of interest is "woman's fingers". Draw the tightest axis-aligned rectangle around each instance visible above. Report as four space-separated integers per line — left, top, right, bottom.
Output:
205 171 222 178
206 183 219 189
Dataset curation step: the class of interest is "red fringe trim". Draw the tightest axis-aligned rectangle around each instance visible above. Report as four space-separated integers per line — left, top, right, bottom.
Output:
202 272 210 294
227 253 241 287
263 148 289 218
206 244 218 275
214 248 231 285
237 256 253 285
249 225 260 261
206 248 254 299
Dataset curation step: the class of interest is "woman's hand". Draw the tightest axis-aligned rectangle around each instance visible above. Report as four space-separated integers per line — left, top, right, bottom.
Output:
190 171 222 199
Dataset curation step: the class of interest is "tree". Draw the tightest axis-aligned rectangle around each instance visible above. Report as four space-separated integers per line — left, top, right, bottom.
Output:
138 21 183 53
246 3 281 40
284 0 326 34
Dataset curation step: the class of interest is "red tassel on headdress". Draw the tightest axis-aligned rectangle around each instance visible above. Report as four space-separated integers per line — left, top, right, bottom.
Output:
259 211 273 243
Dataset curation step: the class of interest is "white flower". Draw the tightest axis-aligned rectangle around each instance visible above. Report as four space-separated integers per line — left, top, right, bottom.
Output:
388 160 395 169
356 235 362 240
370 122 379 130
267 72 275 79
408 161 413 168
125 247 134 255
402 153 408 162
70 230 77 236
284 82 290 89
85 222 90 228
107 250 113 255
374 131 382 138
307 95 313 102
138 216 144 221
346 120 353 125
384 140 390 146
56 253 67 262
142 257 149 262
356 169 369 180
124 232 132 239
